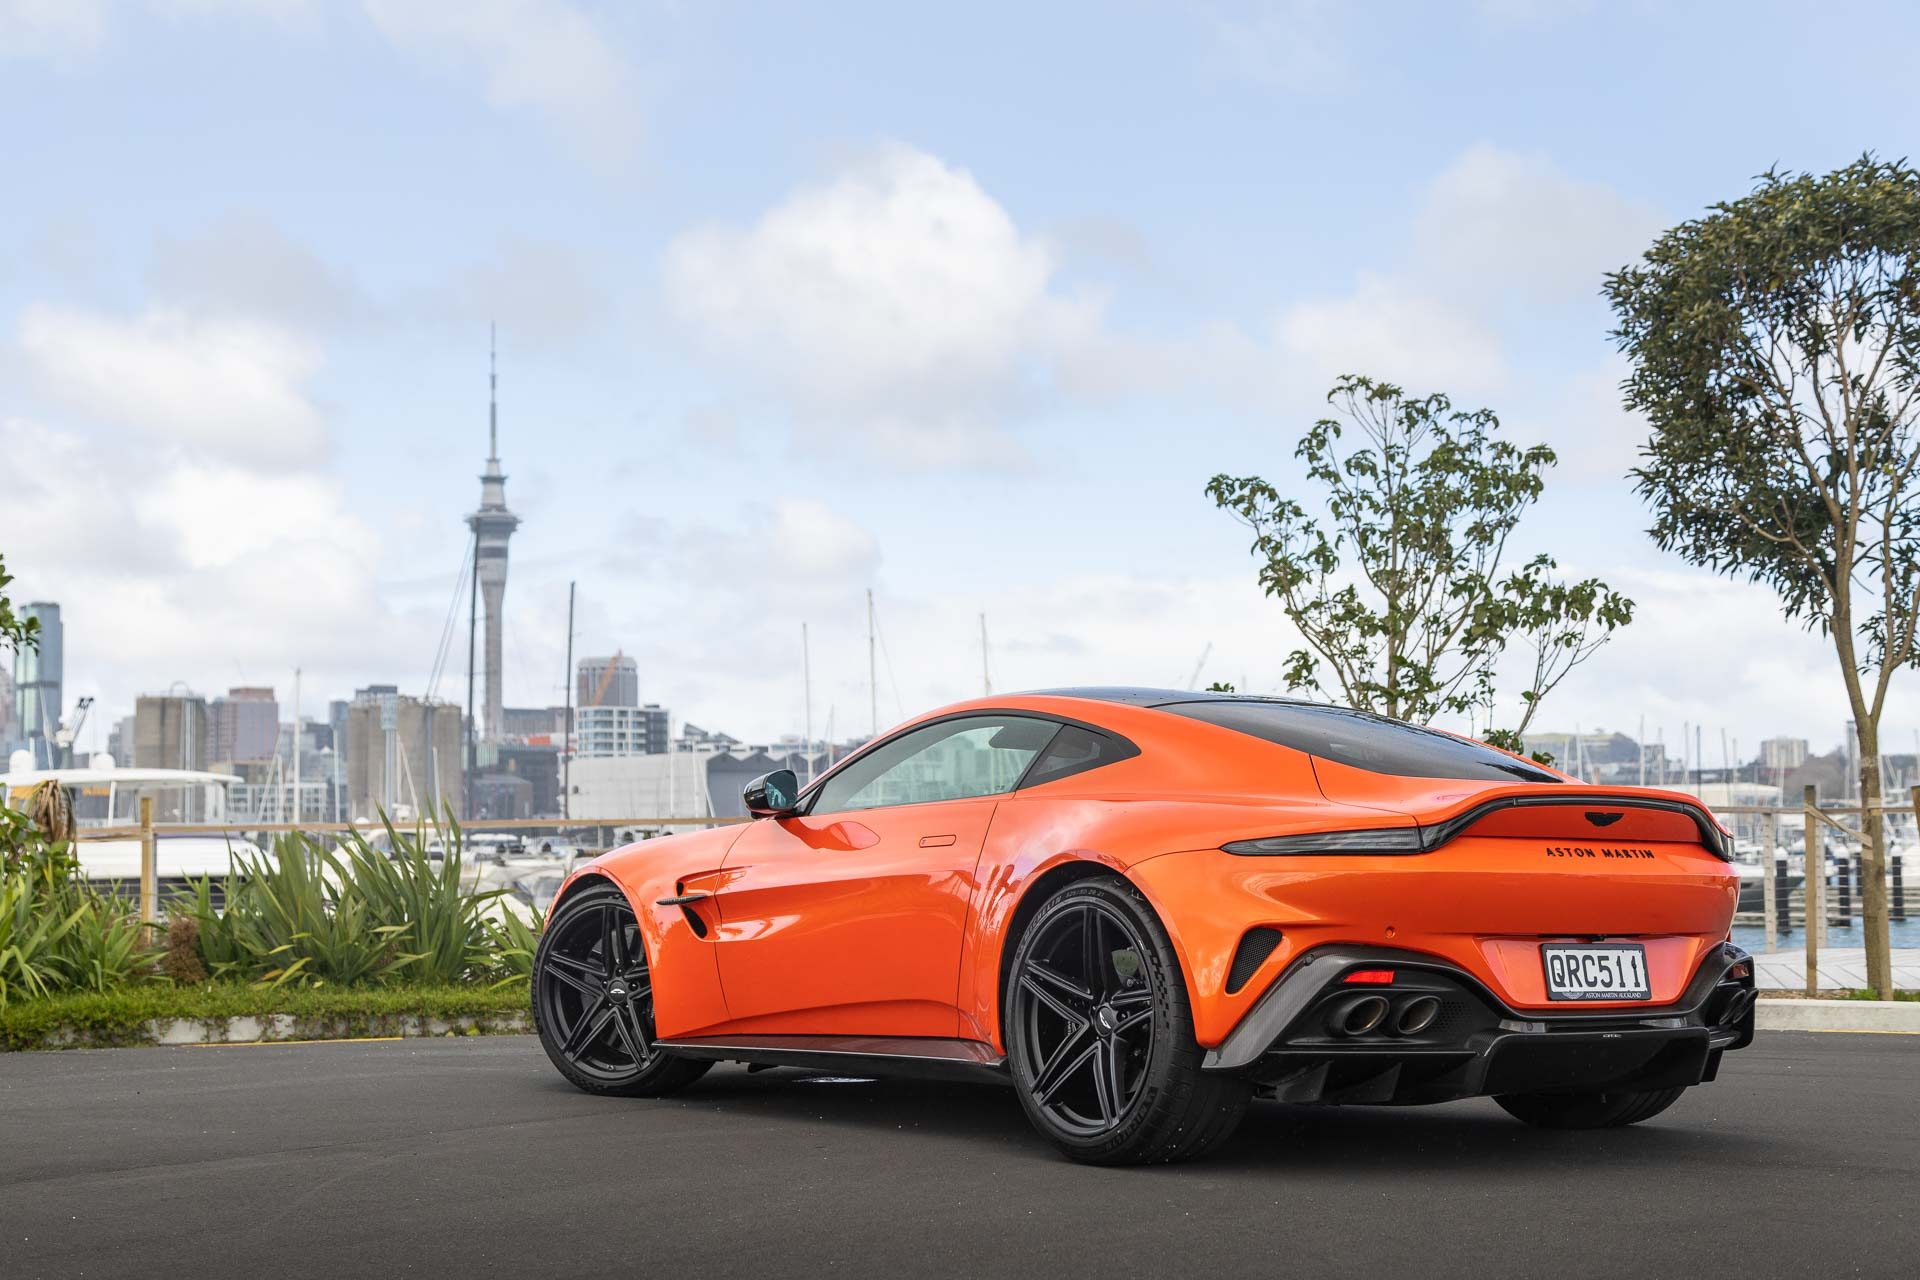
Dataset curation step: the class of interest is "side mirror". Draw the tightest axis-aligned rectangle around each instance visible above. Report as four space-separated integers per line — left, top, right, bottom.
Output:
743 768 801 819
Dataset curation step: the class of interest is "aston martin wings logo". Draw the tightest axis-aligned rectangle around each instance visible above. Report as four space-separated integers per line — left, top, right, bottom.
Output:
1583 811 1625 828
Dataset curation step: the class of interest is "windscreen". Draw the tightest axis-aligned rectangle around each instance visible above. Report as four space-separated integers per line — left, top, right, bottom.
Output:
1161 700 1559 784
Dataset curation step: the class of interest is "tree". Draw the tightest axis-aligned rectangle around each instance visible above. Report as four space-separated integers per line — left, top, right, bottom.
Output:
0 551 39 656
1606 155 1920 998
1206 376 1633 751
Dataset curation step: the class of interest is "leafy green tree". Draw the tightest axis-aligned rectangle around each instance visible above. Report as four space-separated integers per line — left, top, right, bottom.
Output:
1206 376 1632 752
0 551 40 657
1606 155 1920 998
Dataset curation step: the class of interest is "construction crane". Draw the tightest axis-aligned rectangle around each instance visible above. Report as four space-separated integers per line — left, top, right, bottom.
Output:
1185 642 1213 691
586 651 624 708
52 696 94 768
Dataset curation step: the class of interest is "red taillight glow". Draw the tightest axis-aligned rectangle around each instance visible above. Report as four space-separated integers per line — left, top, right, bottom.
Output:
1343 968 1395 985
1729 962 1751 980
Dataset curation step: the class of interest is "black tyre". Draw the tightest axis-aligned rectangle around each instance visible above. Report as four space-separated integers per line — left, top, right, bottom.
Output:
1005 877 1250 1165
1494 1085 1687 1130
532 882 710 1097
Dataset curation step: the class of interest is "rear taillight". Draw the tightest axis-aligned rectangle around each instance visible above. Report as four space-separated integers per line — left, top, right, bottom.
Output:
1343 968 1396 985
1223 827 1425 856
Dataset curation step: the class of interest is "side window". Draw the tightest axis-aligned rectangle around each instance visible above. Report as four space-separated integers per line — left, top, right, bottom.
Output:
1018 724 1139 788
809 716 1060 814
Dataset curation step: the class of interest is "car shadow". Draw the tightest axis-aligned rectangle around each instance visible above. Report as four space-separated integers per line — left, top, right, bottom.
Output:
648 1066 1772 1171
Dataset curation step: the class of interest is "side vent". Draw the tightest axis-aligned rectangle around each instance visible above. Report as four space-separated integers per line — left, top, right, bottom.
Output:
1225 927 1284 994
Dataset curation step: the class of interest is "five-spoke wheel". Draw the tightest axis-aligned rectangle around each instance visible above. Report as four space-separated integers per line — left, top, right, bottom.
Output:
1012 896 1159 1135
532 883 710 1097
1006 877 1250 1164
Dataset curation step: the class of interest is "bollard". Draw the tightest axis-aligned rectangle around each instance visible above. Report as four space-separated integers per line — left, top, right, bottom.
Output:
1774 852 1792 935
1761 845 1778 952
1803 787 1820 994
1837 852 1854 927
1895 848 1908 924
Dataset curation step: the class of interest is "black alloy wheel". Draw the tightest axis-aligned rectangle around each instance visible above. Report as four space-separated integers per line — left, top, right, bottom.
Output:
533 883 710 1097
1006 877 1250 1164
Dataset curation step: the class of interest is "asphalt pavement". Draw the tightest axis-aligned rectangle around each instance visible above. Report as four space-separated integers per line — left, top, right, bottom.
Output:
2 1031 1914 1278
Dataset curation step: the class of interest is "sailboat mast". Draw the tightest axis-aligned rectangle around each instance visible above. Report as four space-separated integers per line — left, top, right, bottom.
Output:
802 622 814 784
980 613 991 696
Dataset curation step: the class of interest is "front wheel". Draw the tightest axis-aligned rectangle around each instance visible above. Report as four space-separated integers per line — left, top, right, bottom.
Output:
1005 877 1250 1164
1495 1085 1687 1129
532 882 710 1097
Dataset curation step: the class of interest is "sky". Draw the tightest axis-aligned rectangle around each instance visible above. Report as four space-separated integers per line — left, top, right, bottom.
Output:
4 0 1920 765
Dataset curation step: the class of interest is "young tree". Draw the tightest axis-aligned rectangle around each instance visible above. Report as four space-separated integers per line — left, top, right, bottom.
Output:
0 551 40 656
1206 375 1633 752
1606 156 1920 998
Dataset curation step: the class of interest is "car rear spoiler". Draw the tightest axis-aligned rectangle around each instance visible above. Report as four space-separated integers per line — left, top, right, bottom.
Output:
1420 793 1729 860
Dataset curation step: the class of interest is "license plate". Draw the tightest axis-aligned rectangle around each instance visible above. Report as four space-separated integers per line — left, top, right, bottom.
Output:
1541 944 1651 1001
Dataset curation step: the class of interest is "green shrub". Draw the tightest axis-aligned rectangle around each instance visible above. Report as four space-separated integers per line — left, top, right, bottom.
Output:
482 905 542 988
334 822 499 985
58 898 157 994
0 876 83 1005
0 981 532 1051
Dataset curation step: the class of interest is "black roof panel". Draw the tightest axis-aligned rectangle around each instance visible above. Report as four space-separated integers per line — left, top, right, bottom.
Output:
1022 686 1315 709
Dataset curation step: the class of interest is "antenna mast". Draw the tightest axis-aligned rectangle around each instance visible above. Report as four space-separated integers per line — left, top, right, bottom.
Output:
867 589 877 737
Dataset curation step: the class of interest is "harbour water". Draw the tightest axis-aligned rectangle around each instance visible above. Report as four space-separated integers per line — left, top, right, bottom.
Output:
1733 916 1920 953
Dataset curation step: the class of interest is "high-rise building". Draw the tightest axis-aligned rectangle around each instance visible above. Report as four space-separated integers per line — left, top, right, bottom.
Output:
106 714 135 766
576 655 639 709
575 703 670 757
134 692 209 771
11 601 62 768
1760 736 1809 771
344 690 464 822
207 686 280 763
466 336 519 744
502 705 568 738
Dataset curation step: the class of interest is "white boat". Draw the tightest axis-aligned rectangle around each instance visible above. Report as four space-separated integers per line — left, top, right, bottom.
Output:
1 762 263 887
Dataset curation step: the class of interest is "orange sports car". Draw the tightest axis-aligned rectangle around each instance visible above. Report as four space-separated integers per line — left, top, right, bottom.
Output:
531 688 1755 1164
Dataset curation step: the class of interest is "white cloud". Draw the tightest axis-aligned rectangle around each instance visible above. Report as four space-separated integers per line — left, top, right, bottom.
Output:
18 305 328 465
362 0 643 171
1205 0 1347 93
421 237 609 349
1413 143 1662 302
1520 565 1916 757
663 144 1099 467
1275 272 1509 394
767 500 882 583
149 214 368 330
0 0 104 58
0 417 428 734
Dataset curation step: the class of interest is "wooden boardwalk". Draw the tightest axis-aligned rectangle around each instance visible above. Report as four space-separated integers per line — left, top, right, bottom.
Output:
1752 946 1920 991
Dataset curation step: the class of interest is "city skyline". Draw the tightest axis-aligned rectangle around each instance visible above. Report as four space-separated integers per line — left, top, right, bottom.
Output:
5 3 1920 752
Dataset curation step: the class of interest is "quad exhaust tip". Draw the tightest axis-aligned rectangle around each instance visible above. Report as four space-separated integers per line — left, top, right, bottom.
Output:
1394 995 1441 1036
1327 993 1442 1038
1330 994 1391 1036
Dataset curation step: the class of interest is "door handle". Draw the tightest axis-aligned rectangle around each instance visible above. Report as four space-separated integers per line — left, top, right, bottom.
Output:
918 834 957 848
656 892 709 906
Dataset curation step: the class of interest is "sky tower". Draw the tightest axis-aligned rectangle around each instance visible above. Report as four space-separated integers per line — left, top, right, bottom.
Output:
467 330 520 743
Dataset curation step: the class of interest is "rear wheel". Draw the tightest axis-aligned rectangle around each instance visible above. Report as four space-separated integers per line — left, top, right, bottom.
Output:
533 882 710 1097
1006 877 1250 1164
1495 1085 1687 1129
